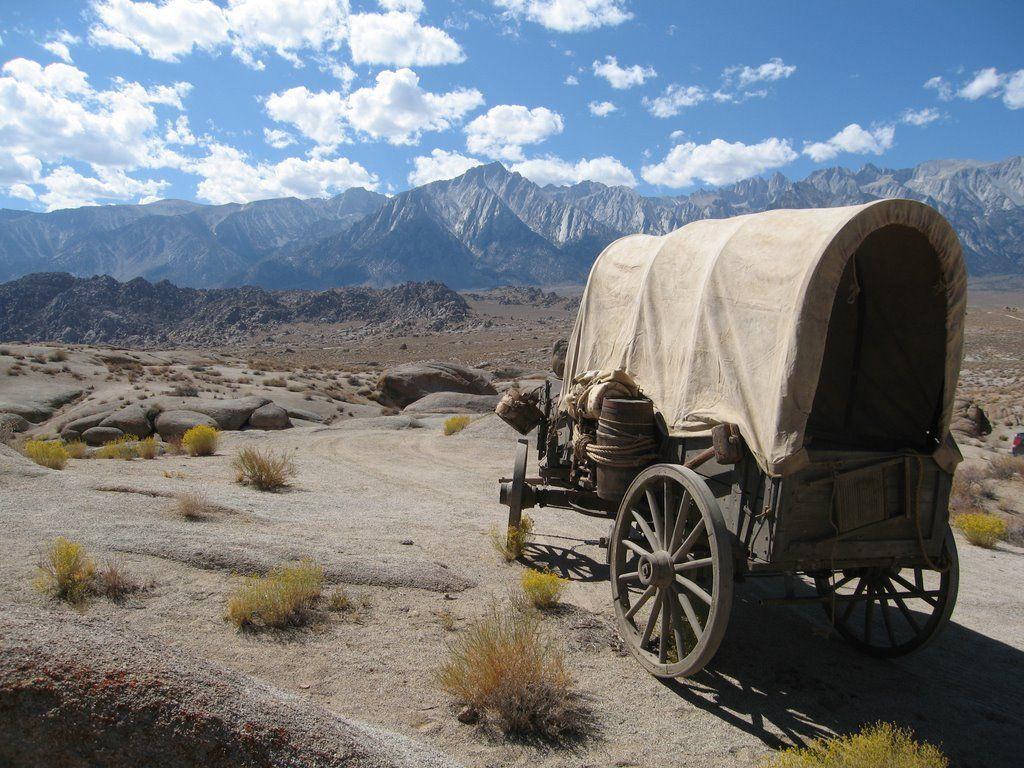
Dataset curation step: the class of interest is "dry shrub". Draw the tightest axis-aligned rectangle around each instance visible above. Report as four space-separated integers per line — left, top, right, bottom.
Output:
953 511 1007 548
95 435 139 460
989 455 1024 480
444 415 472 435
521 568 568 609
950 465 991 511
760 722 947 768
170 384 199 397
327 587 372 623
137 435 159 459
24 439 68 470
232 446 296 491
264 377 287 387
48 349 68 362
491 515 534 562
176 492 217 521
33 537 95 603
226 560 324 630
64 440 88 459
438 606 581 740
182 424 219 456
96 558 141 600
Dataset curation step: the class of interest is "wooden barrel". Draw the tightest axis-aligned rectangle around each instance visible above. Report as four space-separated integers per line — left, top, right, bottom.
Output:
593 398 657 500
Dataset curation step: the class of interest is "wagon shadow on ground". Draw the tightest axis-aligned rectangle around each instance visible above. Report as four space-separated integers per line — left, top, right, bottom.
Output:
520 539 609 583
663 579 1023 768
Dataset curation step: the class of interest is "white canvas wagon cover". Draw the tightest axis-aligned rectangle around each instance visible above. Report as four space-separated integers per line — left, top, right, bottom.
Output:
561 199 966 476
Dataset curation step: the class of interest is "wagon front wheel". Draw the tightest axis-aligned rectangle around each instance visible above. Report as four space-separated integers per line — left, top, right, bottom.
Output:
610 464 734 678
814 527 959 657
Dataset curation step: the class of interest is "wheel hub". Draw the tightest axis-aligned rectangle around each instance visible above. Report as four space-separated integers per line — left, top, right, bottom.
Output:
638 549 675 588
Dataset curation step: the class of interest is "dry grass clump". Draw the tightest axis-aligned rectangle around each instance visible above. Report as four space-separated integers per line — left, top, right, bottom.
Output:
491 515 534 562
48 348 68 362
95 435 139 460
95 558 141 600
443 415 472 435
226 560 324 630
33 537 96 603
760 722 947 768
232 446 296 491
953 511 1007 548
989 455 1024 480
24 439 69 469
264 377 287 387
327 587 372 623
437 606 581 740
521 568 568 609
136 435 158 459
949 464 992 512
176 491 218 521
181 424 219 456
64 440 88 459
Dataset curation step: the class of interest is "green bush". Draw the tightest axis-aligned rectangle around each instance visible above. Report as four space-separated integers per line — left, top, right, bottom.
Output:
226 561 324 630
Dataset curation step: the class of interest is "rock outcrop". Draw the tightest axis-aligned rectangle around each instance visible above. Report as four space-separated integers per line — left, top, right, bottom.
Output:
377 362 497 408
154 410 219 440
951 398 992 438
248 403 291 430
403 392 500 414
99 405 153 438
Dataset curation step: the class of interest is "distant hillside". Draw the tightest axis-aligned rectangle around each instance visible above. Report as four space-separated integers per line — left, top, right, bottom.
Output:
0 273 470 346
1 157 1022 288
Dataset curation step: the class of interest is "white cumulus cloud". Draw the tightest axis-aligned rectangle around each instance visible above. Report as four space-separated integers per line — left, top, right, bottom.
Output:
803 123 895 163
42 31 81 64
89 0 231 63
494 0 631 32
408 148 483 186
958 67 1003 100
263 128 296 148
265 86 349 147
643 83 706 118
465 105 563 161
188 143 378 204
900 107 941 126
1004 70 1024 110
588 100 616 117
724 57 796 88
379 0 424 11
512 154 635 187
924 75 954 101
37 165 169 211
348 11 464 67
592 55 655 89
641 137 797 188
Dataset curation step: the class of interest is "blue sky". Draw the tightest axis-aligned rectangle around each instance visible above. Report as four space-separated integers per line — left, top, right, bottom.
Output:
0 0 1021 210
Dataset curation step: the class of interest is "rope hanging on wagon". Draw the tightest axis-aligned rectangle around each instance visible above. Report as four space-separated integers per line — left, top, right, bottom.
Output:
586 434 659 468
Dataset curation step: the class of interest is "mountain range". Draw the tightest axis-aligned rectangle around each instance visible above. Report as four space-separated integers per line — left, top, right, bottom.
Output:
1 157 1022 288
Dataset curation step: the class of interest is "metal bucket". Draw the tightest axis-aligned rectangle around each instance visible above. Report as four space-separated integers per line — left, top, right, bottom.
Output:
593 398 656 500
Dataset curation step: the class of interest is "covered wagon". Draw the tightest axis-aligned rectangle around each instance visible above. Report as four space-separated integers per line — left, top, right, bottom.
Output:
497 199 966 678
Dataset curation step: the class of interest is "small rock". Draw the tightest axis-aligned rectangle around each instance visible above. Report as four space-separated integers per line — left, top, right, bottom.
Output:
99 404 152 438
0 412 31 434
400 539 414 546
456 705 479 724
82 426 125 446
248 403 292 430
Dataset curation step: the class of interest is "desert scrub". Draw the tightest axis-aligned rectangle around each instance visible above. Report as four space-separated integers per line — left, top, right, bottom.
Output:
949 465 991 511
989 455 1024 480
181 424 219 456
232 446 297 491
176 492 217 521
95 435 139 460
24 439 68 469
95 558 141 600
136 435 159 459
226 560 324 630
491 515 534 562
327 587 372 623
33 537 96 603
760 722 947 768
443 415 472 435
953 511 1007 548
64 440 88 459
437 605 581 740
521 568 568 609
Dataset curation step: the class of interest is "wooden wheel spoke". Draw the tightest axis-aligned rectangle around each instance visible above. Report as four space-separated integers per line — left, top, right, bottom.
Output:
675 574 713 606
674 587 704 639
883 577 921 635
841 579 866 623
663 480 674 551
631 510 659 551
672 517 706 562
640 591 663 650
863 587 876 645
645 488 665 547
890 572 939 607
832 573 856 591
658 590 671 663
617 571 642 585
623 538 652 559
674 557 714 573
668 491 691 552
879 589 897 647
625 584 657 621
669 594 688 659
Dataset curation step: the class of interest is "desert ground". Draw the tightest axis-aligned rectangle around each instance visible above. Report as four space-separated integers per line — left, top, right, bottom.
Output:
1 289 1022 768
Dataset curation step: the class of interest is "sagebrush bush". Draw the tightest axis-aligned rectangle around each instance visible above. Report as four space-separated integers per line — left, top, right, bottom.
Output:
760 722 947 768
96 558 141 600
491 515 534 562
176 492 217 521
232 446 296 491
521 568 568 609
437 605 580 739
953 511 1007 548
950 465 991 512
64 440 88 459
443 415 471 435
34 537 95 603
95 435 139 460
182 424 219 456
48 349 68 362
136 435 158 459
989 455 1024 480
24 439 68 469
226 560 324 630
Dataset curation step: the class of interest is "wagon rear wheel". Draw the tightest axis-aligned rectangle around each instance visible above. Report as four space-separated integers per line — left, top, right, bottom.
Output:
610 464 733 678
505 438 529 533
814 527 958 657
